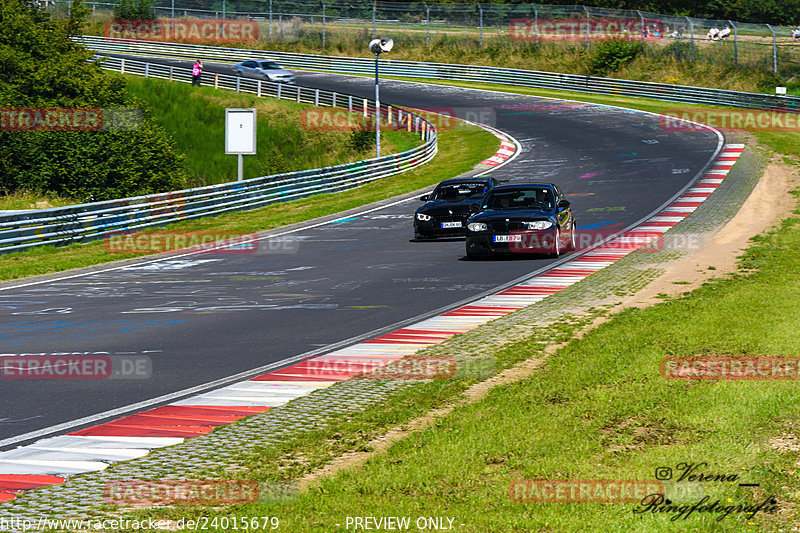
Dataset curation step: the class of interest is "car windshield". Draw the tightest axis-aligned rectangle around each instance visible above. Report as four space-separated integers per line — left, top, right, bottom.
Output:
484 188 553 210
430 183 489 201
259 61 282 69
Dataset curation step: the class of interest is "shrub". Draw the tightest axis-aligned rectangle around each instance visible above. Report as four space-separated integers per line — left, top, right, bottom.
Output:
662 41 694 62
347 121 375 153
0 0 187 200
0 122 188 202
113 0 155 21
586 39 643 76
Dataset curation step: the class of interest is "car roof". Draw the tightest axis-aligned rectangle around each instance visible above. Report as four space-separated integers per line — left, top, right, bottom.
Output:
436 177 495 186
489 183 554 191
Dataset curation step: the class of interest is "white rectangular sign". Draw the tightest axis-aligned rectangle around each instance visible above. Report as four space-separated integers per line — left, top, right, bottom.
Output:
225 108 257 154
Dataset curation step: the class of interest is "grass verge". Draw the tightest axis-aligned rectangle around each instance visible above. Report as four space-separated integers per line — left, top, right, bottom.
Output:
0 125 496 282
228 202 800 532
373 75 800 158
113 83 800 531
130 158 800 532
82 15 791 94
124 76 421 187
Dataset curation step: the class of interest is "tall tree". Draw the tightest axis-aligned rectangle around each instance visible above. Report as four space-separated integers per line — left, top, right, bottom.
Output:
0 0 187 201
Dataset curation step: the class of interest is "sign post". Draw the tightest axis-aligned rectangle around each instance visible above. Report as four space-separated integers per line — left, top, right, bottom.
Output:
225 108 257 181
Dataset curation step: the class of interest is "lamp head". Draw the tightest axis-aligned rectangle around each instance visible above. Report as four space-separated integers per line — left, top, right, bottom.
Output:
368 36 394 54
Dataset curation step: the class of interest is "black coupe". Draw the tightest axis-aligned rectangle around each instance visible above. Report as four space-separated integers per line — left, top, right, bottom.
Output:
413 177 499 240
464 183 576 259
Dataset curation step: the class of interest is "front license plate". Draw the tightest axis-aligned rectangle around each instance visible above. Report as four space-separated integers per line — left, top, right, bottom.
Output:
493 234 523 243
441 221 462 229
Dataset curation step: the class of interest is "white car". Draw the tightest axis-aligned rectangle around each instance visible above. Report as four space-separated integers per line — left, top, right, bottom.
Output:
233 60 295 83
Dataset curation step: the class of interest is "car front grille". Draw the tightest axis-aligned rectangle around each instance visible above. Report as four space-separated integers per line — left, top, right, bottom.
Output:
488 220 528 232
432 213 469 222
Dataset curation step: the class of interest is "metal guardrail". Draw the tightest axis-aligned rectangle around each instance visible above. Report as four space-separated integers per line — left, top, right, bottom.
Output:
59 0 800 73
81 35 800 111
0 57 437 255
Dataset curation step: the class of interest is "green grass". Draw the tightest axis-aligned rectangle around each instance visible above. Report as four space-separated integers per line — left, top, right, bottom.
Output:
124 76 421 187
107 80 800 532
80 12 791 94
125 189 800 532
0 191 75 211
0 126 496 281
127 151 800 533
368 75 800 159
239 226 800 532
0 75 423 206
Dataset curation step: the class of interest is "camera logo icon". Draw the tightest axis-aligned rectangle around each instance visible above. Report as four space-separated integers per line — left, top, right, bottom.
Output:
655 467 673 480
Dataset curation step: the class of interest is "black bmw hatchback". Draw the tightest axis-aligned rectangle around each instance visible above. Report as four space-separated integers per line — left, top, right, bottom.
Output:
464 183 576 259
413 177 499 240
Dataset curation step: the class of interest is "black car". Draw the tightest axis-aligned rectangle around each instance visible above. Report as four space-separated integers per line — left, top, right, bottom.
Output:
414 177 499 240
465 183 576 259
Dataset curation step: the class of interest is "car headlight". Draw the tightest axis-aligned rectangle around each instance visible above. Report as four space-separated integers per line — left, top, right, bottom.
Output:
524 220 553 230
467 222 488 232
416 213 431 221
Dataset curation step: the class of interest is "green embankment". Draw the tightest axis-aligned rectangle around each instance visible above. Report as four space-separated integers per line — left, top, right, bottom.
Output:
127 86 800 532
123 76 421 187
0 91 497 280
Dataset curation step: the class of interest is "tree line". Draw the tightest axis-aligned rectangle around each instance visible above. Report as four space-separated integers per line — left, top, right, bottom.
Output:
0 0 187 201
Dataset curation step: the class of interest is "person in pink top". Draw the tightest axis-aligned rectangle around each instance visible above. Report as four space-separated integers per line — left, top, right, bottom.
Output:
192 60 203 87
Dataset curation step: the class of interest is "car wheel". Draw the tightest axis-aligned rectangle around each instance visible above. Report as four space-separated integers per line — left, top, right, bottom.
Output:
466 246 486 260
550 229 561 258
567 223 576 252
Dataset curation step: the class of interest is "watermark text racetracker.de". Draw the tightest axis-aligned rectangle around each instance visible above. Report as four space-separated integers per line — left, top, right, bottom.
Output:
661 356 800 380
660 108 800 132
104 478 296 506
0 516 280 531
1 108 143 132
294 355 496 381
104 231 300 255
104 480 260 505
509 18 666 42
104 18 258 43
0 354 151 379
299 107 496 131
508 229 708 255
509 479 663 503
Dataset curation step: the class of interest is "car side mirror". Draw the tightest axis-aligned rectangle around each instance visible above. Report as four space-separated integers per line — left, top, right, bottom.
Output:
420 195 428 201
557 199 571 209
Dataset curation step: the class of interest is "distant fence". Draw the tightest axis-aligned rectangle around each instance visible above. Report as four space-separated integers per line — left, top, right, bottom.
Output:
0 57 437 255
52 0 800 74
81 36 800 111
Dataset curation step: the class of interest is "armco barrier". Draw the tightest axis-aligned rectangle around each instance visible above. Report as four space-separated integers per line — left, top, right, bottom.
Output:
80 35 800 111
0 57 437 255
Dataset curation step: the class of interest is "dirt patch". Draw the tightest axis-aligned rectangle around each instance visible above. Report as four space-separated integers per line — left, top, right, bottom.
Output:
768 434 800 453
296 351 553 491
619 157 797 309
296 156 798 491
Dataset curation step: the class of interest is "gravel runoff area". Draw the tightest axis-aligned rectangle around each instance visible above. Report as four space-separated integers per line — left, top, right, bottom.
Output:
0 136 765 527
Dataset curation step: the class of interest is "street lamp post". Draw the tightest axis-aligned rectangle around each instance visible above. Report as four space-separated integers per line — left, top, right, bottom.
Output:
368 36 393 158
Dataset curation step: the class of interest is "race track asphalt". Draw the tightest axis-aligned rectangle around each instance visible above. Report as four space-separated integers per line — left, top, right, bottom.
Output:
0 58 721 447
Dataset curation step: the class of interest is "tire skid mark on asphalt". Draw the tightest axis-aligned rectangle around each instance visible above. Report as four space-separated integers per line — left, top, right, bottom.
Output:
0 133 738 501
